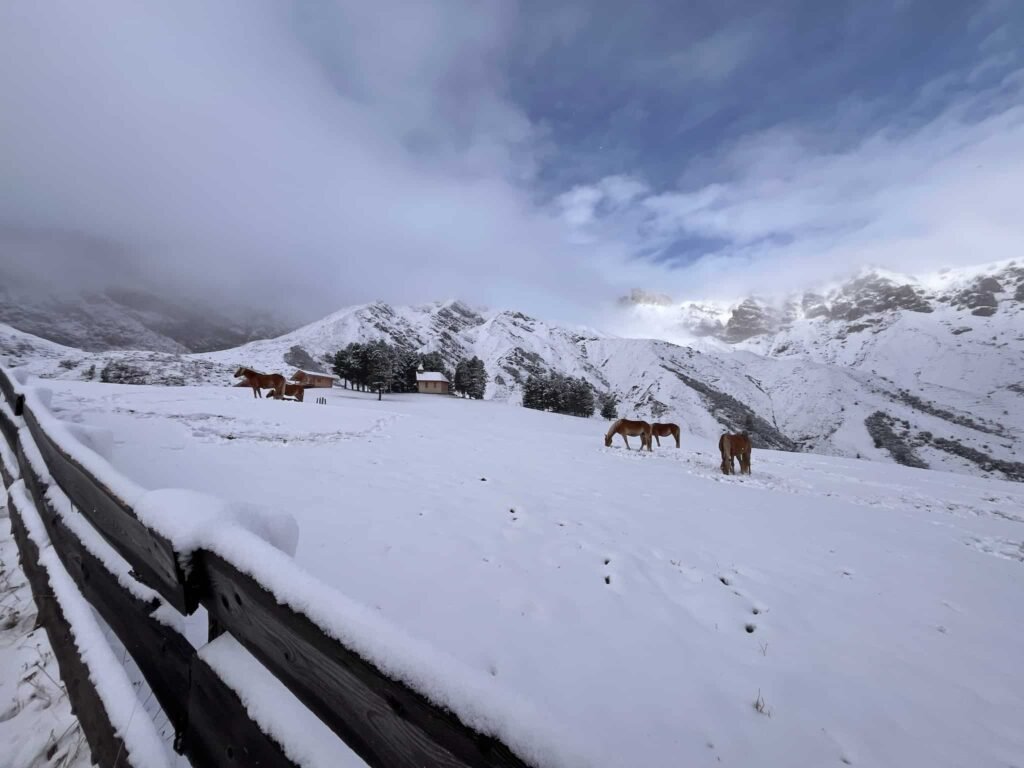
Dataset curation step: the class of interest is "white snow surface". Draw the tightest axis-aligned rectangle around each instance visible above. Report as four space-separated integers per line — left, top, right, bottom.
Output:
0 486 92 768
200 636 368 768
22 377 1024 768
6 481 173 768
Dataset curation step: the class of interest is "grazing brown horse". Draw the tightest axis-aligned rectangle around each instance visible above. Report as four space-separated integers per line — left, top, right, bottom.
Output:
604 418 653 451
235 366 285 400
719 432 752 475
651 422 681 448
264 382 305 402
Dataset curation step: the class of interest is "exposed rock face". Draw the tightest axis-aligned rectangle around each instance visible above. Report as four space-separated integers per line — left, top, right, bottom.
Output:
952 277 1000 314
977 277 1004 293
723 299 783 342
618 289 674 307
829 276 932 321
283 345 325 372
802 292 830 320
674 265 1024 344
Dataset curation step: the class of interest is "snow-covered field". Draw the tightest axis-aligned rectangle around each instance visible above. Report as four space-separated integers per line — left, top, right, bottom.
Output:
17 376 1022 767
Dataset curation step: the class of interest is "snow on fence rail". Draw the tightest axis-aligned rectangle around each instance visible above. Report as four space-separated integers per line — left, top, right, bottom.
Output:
0 366 539 768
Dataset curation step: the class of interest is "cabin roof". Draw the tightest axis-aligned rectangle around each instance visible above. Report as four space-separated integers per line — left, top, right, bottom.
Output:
291 370 336 380
416 371 449 383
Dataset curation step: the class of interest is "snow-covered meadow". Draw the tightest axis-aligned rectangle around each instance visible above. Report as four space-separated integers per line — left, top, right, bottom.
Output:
17 378 1024 767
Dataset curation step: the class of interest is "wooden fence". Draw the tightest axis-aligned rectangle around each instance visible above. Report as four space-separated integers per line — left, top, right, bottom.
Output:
0 366 535 768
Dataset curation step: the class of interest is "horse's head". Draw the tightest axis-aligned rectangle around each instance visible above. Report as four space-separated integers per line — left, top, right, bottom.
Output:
234 366 245 378
604 433 613 447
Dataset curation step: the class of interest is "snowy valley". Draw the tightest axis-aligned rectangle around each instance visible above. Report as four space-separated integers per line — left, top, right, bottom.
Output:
2 259 1022 483
1 260 1023 767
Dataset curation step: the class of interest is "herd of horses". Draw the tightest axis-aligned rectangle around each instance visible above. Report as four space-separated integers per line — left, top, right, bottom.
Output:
604 418 752 475
237 366 751 474
234 366 305 402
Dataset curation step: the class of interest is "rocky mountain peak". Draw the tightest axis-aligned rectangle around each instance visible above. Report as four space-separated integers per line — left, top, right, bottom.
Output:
618 289 675 307
723 298 785 342
827 274 933 321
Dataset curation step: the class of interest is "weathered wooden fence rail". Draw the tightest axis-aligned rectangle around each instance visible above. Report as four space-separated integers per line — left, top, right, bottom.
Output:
0 366 536 768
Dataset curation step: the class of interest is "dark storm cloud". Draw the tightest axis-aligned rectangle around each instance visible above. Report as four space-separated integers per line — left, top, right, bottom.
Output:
0 0 612 324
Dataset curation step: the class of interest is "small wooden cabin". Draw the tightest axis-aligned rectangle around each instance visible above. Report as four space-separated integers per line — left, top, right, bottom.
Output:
291 370 335 388
416 371 450 395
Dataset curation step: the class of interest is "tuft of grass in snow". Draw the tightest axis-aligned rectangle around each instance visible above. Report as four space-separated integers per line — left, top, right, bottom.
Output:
753 689 772 717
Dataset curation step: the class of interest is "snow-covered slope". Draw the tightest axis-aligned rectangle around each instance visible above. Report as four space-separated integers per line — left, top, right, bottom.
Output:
0 285 289 353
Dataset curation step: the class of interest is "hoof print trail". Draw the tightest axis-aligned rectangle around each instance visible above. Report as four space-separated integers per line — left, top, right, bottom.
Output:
719 576 731 586
604 575 611 585
745 624 756 634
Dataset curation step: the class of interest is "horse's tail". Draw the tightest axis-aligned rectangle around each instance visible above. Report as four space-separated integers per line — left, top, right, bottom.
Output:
719 434 732 473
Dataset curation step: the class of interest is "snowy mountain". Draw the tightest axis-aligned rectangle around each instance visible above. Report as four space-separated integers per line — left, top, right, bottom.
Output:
2 260 1022 482
0 285 290 353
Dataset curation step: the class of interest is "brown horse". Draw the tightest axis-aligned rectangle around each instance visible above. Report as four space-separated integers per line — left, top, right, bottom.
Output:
264 382 305 402
719 433 752 475
651 422 681 448
604 418 653 451
235 366 285 400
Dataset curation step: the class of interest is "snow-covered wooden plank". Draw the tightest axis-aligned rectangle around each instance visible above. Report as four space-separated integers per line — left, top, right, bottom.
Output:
19 402 195 613
6 480 172 768
0 396 19 450
199 550 533 768
196 635 369 768
0 366 24 415
184 650 299 768
12 441 196 737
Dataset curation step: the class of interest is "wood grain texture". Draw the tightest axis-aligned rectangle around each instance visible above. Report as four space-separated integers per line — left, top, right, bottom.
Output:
20 405 197 613
199 551 534 768
0 366 23 415
24 462 195 736
183 654 299 768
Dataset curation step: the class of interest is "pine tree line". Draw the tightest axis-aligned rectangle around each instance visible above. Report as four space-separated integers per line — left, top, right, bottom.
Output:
329 342 486 400
453 356 487 399
522 372 596 417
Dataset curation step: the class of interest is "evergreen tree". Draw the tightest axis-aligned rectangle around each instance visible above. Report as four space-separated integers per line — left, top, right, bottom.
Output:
365 340 396 400
600 393 619 420
393 346 420 392
331 344 356 388
521 372 593 417
568 378 595 417
522 374 544 411
467 356 487 399
454 359 471 397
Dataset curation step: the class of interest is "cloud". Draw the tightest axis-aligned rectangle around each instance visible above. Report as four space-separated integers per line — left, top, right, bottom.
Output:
3 0 1021 338
560 60 1024 303
0 0 610 324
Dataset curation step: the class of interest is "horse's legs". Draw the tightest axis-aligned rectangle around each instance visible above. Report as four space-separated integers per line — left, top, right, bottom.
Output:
621 434 631 450
654 434 661 448
673 430 680 448
646 431 653 451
